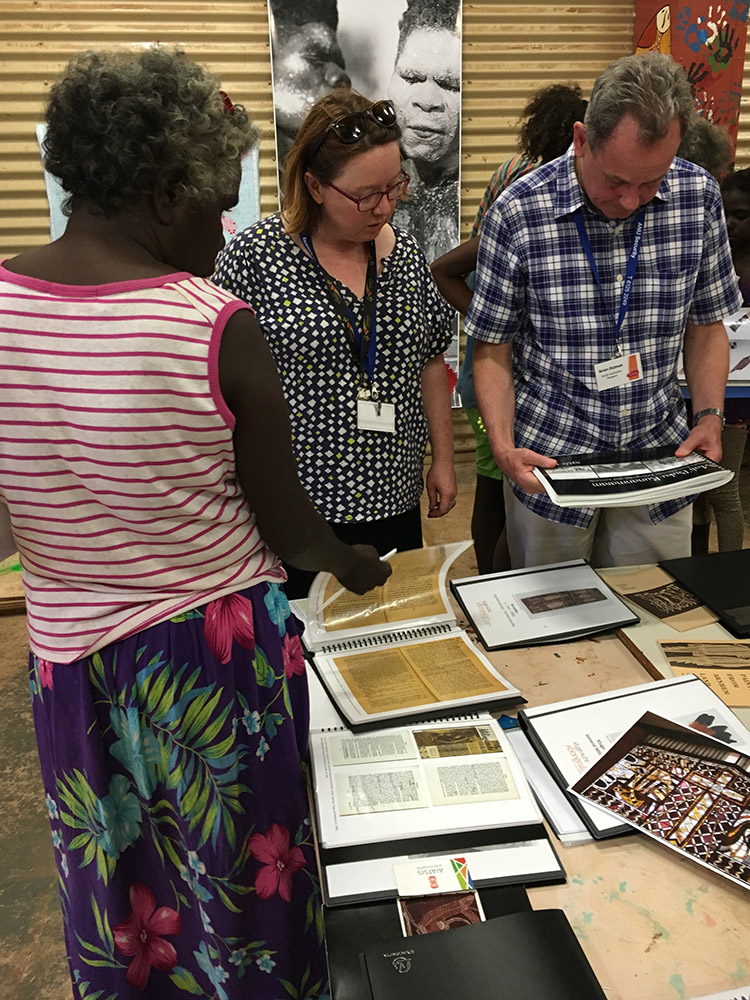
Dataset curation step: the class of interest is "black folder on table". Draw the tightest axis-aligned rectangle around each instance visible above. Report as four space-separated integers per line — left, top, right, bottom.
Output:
325 885 531 1000
359 908 606 1000
660 550 750 638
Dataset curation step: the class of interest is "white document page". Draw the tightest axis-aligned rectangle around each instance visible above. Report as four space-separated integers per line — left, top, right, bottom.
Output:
523 675 750 836
505 727 592 844
311 717 541 849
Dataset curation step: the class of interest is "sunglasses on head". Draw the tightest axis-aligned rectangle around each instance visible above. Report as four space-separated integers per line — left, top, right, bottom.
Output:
306 100 398 162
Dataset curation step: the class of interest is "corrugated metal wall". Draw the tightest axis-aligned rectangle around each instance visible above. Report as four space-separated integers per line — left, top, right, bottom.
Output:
0 1 278 256
7 0 749 255
0 1 747 453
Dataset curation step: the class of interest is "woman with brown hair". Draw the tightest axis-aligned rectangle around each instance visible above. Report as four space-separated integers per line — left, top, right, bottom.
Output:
214 88 457 598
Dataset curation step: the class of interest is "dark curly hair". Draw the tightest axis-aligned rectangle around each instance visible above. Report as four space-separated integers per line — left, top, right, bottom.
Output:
518 84 588 163
722 166 750 197
677 116 733 180
396 0 460 57
43 46 259 216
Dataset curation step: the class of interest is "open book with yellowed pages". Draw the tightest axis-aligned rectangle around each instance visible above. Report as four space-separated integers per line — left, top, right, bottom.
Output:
304 542 470 651
301 543 523 730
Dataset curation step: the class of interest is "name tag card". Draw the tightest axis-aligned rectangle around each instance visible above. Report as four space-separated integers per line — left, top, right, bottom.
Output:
357 399 396 433
594 351 643 391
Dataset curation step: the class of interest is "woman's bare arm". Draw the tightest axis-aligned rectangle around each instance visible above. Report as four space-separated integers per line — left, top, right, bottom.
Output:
218 311 391 594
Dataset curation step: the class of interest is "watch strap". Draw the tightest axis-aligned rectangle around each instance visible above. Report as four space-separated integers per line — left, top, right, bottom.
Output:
693 407 725 428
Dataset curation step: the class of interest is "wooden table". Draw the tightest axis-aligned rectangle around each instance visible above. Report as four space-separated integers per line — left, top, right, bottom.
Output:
467 626 750 1000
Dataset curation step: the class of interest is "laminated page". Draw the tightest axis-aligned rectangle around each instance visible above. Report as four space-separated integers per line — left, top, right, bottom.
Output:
311 629 522 728
570 710 750 892
304 541 470 651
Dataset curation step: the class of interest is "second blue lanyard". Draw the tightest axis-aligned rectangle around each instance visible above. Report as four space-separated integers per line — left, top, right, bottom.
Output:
300 233 378 384
574 207 646 348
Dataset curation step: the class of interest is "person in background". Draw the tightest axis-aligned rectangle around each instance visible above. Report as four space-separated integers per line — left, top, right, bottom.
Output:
0 47 390 999
690 164 750 552
467 53 740 569
269 0 350 165
388 0 461 261
213 88 456 599
472 83 589 234
721 168 750 305
723 168 750 302
431 84 588 573
675 119 747 553
677 114 733 184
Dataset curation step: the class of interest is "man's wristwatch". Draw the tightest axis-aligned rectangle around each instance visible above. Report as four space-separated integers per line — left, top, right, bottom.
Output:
693 407 725 429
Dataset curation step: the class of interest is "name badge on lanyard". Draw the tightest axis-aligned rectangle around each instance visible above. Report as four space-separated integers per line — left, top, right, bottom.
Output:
300 233 396 434
357 397 396 432
574 208 646 391
594 351 643 390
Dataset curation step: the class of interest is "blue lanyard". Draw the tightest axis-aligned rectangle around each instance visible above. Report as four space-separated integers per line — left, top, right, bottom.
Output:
573 208 646 346
300 233 378 383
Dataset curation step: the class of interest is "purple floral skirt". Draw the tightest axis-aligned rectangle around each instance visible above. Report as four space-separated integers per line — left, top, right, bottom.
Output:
30 581 329 999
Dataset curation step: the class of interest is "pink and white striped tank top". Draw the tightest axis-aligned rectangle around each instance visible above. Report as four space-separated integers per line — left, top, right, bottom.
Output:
0 266 284 663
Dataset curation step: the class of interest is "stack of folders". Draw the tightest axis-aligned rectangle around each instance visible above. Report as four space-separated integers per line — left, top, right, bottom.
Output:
359 909 606 1000
518 674 750 840
305 685 565 907
502 721 592 845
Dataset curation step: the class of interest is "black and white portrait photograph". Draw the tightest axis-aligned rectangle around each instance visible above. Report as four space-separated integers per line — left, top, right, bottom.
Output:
268 0 462 264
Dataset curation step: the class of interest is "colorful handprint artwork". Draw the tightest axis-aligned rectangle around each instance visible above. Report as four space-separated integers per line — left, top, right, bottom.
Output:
633 1 747 147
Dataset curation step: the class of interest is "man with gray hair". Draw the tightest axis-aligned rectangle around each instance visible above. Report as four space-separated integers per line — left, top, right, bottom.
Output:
467 53 740 568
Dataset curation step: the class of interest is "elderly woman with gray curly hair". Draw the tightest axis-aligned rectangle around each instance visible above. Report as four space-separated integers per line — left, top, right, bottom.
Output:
0 45 389 999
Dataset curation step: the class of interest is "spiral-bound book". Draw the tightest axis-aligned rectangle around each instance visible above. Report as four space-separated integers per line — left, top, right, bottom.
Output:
308 711 564 906
301 543 523 730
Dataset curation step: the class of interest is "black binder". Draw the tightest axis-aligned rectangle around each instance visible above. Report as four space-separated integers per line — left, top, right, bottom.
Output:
359 908 606 1000
324 885 531 1000
660 550 750 638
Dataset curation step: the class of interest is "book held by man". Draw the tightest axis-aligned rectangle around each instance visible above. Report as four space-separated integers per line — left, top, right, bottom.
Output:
533 446 732 508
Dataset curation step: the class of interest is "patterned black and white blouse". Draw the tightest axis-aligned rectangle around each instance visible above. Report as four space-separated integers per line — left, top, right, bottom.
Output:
213 214 453 523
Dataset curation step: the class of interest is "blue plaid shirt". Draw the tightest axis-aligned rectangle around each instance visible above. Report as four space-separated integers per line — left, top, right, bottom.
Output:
464 147 741 528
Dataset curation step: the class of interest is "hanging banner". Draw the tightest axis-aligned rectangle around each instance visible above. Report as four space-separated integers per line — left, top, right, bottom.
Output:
633 2 748 149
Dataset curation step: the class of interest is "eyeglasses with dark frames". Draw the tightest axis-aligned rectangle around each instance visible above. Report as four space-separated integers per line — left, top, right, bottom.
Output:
305 100 398 163
324 170 410 213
